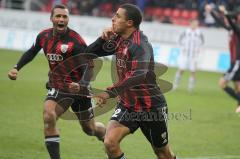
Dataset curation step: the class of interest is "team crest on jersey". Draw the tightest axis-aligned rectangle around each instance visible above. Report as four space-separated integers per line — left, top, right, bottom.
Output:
60 44 68 53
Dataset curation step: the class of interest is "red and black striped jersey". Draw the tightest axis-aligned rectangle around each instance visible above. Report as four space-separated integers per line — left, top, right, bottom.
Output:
86 29 167 112
212 10 240 63
229 32 239 63
15 28 92 92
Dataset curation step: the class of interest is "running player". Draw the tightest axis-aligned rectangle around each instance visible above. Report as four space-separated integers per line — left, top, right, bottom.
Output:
8 4 105 159
85 3 176 159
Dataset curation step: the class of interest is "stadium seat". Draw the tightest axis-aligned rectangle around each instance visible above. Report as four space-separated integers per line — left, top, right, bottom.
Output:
100 3 113 17
189 10 199 19
41 0 53 12
144 7 155 17
153 7 163 18
181 9 190 19
163 8 172 17
151 7 164 21
172 9 181 19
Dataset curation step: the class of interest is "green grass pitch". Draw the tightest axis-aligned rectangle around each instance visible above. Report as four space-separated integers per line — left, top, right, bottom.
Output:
0 49 240 159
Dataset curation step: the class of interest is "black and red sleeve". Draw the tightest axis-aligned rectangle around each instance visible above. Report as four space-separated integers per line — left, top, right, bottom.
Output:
14 33 42 70
226 14 240 60
85 37 116 57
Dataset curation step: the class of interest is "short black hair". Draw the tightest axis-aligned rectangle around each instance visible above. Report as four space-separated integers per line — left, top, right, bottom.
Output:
50 4 69 18
119 3 142 28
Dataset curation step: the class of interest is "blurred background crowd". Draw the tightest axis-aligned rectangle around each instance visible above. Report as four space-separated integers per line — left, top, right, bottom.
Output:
1 0 240 27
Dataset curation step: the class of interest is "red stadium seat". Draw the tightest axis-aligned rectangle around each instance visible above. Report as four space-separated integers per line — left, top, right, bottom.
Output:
172 9 181 18
144 7 155 17
152 7 163 18
100 3 113 17
163 8 172 17
181 9 190 19
190 10 199 19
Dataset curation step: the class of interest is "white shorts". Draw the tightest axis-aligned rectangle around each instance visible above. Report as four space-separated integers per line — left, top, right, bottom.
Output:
178 55 197 72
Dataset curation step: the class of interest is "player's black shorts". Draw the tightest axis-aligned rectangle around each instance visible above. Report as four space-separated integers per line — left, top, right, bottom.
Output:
45 88 94 121
224 62 240 81
110 103 168 148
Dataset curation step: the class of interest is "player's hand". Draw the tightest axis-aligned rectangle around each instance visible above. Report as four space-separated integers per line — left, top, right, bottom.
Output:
92 92 110 107
8 68 18 80
219 5 227 14
68 82 80 94
101 27 115 40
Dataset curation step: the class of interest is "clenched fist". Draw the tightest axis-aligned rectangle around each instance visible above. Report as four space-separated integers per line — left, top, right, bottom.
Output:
8 68 18 80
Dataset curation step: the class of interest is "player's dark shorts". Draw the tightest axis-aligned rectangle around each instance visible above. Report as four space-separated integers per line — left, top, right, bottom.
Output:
224 62 240 81
45 88 94 121
110 103 168 148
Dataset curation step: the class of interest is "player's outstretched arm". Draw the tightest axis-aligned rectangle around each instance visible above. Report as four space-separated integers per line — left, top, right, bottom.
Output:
7 33 42 81
8 68 18 80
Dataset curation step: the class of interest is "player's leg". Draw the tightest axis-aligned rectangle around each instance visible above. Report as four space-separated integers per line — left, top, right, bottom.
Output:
188 71 196 92
104 120 130 159
152 144 175 159
219 63 240 103
188 57 197 92
218 77 228 89
72 96 106 141
173 55 186 90
43 100 68 159
104 105 139 159
140 107 176 159
234 81 240 113
78 118 106 141
173 69 184 90
44 89 72 159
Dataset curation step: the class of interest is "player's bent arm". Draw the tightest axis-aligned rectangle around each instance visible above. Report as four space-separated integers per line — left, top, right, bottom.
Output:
211 9 231 31
106 43 152 98
226 14 240 36
85 37 115 57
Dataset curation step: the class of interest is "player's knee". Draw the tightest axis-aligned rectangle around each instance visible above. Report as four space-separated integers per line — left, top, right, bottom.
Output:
82 124 95 136
218 79 227 89
104 138 118 153
235 84 240 92
43 110 57 125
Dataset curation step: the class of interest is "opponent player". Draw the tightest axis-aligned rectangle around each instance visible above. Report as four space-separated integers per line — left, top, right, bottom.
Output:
173 19 204 92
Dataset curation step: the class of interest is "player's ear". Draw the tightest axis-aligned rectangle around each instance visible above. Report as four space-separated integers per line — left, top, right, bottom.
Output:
127 20 134 27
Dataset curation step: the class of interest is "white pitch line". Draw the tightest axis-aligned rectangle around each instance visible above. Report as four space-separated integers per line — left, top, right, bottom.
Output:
183 156 240 159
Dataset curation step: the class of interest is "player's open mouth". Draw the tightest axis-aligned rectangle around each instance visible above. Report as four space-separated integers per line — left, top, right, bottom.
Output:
57 23 65 29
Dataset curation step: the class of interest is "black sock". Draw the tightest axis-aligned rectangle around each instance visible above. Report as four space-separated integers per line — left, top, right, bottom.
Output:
224 86 240 102
112 153 126 159
45 135 60 159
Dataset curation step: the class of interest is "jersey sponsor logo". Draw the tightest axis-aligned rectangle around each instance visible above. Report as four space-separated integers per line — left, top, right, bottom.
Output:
47 53 63 62
60 44 68 53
